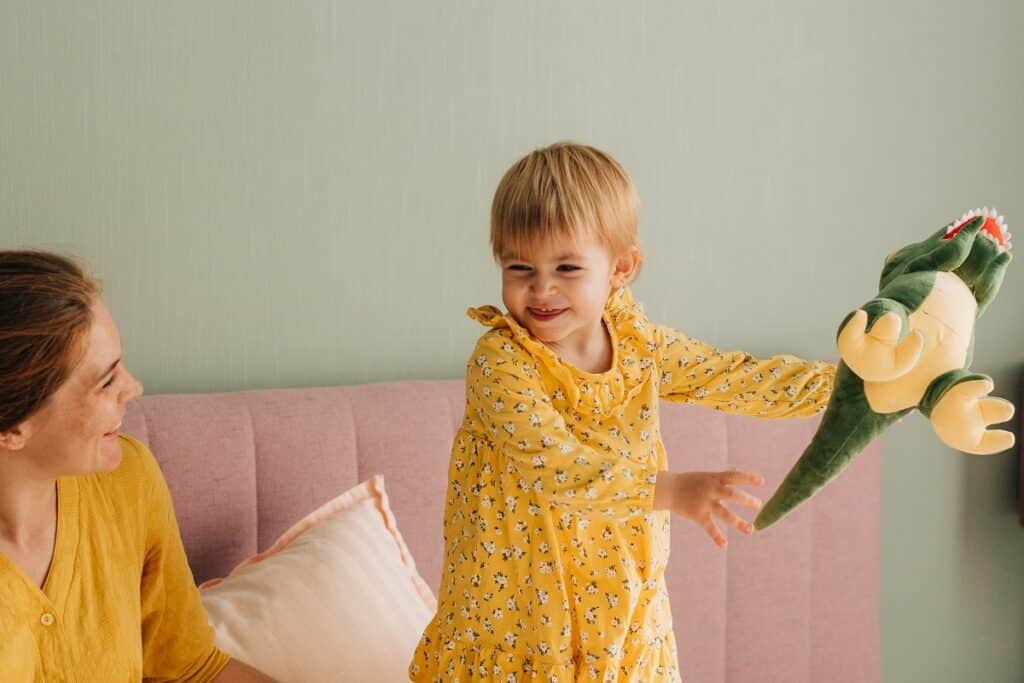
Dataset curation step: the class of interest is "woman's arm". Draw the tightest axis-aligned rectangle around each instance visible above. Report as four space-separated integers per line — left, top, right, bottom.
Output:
213 659 276 682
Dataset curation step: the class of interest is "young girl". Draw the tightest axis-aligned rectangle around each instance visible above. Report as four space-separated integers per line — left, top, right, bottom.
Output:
409 143 834 682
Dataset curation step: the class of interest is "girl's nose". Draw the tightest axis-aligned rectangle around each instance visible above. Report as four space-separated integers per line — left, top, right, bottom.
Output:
530 274 556 295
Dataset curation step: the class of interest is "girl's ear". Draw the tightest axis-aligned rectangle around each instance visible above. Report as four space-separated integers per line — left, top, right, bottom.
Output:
611 246 642 288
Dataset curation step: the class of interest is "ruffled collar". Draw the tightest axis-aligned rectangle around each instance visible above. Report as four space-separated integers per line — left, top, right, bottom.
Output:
466 288 650 413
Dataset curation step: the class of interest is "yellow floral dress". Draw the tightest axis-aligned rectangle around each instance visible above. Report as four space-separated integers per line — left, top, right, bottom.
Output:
409 288 834 682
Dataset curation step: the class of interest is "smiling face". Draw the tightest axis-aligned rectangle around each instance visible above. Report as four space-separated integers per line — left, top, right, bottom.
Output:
500 231 637 350
9 299 143 478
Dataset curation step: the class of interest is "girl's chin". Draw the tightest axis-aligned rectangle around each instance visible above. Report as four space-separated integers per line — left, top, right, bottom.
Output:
526 327 565 343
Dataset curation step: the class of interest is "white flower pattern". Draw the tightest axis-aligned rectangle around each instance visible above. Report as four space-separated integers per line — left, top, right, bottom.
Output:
410 288 834 682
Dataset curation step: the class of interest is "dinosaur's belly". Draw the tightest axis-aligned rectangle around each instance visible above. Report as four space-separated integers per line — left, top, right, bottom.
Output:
864 272 977 413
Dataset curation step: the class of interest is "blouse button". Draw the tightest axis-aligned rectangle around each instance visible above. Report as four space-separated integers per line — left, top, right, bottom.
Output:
40 612 55 627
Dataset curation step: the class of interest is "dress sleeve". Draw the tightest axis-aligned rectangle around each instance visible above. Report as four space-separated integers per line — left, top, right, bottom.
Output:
652 324 835 419
125 438 232 683
466 332 658 521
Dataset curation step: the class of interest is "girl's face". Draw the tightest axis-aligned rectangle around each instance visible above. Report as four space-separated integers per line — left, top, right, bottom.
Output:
9 298 144 478
500 231 636 349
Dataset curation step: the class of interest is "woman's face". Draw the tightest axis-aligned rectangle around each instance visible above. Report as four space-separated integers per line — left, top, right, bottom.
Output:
17 298 143 478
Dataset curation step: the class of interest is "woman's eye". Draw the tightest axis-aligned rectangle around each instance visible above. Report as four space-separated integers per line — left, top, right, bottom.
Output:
102 372 117 389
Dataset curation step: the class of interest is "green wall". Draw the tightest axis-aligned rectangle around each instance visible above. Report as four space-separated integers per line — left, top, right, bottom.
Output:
2 2 1022 680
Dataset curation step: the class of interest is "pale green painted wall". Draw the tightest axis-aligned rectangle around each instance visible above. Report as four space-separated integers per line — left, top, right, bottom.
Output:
2 2 1022 680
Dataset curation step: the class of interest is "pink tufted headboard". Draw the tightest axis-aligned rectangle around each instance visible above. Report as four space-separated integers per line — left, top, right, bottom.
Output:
121 380 880 682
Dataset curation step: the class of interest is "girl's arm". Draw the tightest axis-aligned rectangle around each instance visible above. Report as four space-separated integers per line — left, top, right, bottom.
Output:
651 324 835 419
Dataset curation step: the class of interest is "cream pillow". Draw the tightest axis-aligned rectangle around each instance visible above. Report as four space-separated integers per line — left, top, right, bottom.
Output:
200 475 436 682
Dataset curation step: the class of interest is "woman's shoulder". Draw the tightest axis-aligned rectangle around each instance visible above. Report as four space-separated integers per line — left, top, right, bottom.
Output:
116 432 148 458
86 434 165 498
116 433 160 474
68 435 170 550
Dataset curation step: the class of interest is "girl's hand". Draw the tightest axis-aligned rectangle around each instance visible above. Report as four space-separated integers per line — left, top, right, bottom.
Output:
654 469 764 547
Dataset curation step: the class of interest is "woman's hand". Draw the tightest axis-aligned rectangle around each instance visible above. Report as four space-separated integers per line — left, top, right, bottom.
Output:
214 659 277 682
654 469 764 547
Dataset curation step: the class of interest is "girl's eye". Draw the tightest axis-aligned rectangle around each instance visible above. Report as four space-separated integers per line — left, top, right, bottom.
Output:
557 265 581 272
507 265 532 272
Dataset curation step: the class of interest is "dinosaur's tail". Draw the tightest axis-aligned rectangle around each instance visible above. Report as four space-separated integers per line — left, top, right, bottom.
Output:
754 363 906 530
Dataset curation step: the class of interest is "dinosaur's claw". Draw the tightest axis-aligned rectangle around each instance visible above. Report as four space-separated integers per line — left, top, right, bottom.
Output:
931 379 1016 454
837 310 925 382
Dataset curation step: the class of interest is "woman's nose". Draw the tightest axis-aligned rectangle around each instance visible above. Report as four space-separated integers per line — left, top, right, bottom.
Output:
121 368 144 402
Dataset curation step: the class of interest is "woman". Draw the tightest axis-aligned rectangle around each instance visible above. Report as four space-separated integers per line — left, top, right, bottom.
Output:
0 251 273 681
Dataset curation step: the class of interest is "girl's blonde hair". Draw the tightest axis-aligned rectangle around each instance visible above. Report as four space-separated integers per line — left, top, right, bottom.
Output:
490 142 642 274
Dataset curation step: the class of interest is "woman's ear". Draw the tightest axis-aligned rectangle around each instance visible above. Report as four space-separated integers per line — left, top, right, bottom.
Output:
611 246 642 288
0 422 31 452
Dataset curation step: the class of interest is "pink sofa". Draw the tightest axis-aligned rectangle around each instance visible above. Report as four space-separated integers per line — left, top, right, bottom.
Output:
121 379 880 682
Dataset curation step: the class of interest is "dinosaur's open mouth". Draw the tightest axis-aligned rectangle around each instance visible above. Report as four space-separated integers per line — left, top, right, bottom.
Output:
944 207 1011 251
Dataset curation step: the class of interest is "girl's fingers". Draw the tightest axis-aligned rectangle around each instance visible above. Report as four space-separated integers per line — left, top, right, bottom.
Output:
718 469 765 487
713 502 753 535
721 487 763 511
700 517 727 548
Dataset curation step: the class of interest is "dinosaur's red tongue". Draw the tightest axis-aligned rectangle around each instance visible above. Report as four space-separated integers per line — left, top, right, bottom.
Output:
980 217 1008 246
944 216 1007 247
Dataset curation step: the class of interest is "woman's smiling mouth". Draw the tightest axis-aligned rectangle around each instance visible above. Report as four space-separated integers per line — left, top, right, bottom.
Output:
103 421 123 439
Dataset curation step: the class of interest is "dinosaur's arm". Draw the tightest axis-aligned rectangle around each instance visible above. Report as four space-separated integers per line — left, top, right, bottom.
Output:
920 369 1016 454
836 297 925 382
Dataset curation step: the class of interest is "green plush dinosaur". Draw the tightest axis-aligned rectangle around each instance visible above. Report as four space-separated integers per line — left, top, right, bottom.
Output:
755 208 1015 530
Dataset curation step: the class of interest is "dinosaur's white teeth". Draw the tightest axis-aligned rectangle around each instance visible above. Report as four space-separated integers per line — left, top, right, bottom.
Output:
945 208 1010 248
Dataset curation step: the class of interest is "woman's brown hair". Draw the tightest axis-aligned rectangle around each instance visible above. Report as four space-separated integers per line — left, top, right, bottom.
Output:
0 251 98 432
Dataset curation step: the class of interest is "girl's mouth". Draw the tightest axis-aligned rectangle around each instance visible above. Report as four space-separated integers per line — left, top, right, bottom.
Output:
528 307 567 321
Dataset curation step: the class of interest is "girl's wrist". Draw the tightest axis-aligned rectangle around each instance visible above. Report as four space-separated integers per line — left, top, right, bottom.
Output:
653 471 678 511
